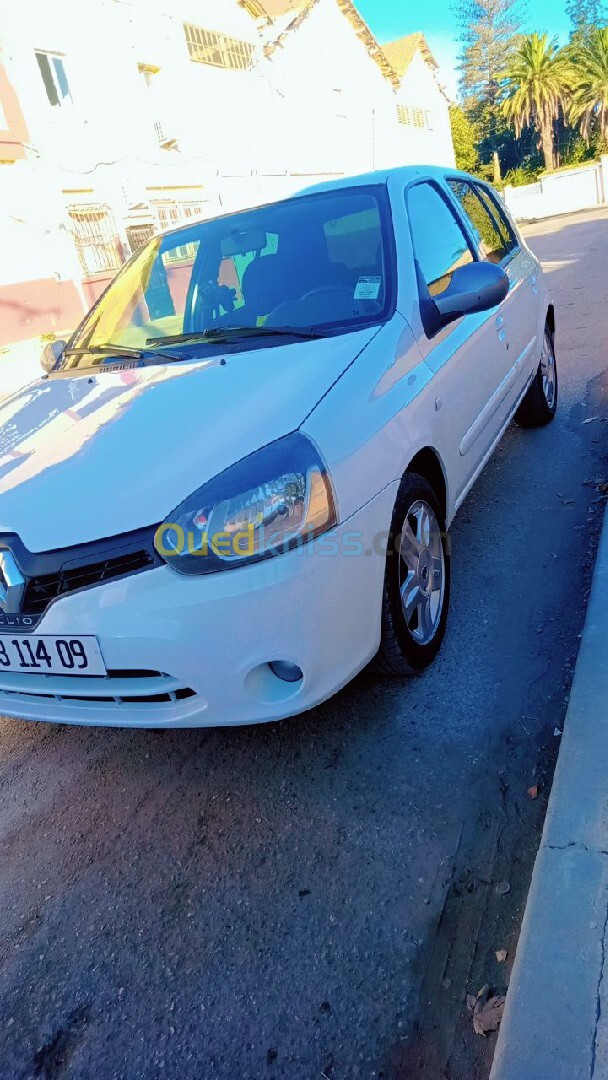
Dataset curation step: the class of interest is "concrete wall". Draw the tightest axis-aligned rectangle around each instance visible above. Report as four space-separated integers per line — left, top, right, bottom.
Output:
0 0 265 174
505 158 608 222
0 160 86 339
0 62 29 162
265 0 403 176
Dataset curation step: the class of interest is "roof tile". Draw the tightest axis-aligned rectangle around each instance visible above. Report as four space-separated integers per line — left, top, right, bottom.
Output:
381 32 438 75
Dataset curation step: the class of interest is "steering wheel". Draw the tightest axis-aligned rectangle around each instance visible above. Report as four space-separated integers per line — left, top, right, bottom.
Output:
301 285 354 302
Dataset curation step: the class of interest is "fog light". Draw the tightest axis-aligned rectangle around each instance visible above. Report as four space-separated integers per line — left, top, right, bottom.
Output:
269 661 303 684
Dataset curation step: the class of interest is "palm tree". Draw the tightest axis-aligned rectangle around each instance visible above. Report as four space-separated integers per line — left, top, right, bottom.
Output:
569 28 608 144
502 33 572 172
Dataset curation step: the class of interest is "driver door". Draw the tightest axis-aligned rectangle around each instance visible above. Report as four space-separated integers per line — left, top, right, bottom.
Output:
405 180 512 506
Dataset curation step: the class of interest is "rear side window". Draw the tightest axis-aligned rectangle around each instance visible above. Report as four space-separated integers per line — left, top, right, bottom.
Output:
476 185 518 255
406 182 474 298
448 180 516 264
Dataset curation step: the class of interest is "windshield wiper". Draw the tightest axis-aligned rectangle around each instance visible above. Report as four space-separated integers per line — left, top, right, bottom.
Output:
64 342 184 362
146 326 326 347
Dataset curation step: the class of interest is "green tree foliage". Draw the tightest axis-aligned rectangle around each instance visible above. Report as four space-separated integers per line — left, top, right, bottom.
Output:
503 164 543 186
468 98 522 174
569 27 608 141
455 0 522 104
502 33 572 171
449 105 481 172
455 0 608 182
566 0 606 41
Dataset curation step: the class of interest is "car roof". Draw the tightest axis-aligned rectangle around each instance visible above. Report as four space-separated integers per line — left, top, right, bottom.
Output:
296 164 478 197
157 165 482 243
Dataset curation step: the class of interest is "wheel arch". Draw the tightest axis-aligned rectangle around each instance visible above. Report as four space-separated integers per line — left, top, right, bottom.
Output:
405 447 448 523
546 303 555 337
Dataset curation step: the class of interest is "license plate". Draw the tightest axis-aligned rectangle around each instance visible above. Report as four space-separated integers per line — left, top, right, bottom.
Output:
0 636 107 677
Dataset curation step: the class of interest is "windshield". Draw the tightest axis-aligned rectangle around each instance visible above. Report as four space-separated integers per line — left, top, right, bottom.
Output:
62 185 393 370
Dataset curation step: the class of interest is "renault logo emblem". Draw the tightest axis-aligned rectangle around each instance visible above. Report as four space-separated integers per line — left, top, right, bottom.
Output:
0 551 25 614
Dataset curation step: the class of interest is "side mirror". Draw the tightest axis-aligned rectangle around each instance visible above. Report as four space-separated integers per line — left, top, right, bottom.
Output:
40 339 67 373
432 262 509 330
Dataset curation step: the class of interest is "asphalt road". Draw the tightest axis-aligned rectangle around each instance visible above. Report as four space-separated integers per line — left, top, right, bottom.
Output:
1 210 608 1080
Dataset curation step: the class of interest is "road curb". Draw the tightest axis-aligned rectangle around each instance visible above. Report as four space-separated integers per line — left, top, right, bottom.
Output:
491 505 608 1079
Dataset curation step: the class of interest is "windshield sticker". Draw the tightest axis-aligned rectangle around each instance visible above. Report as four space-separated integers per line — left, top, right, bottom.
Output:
354 276 381 300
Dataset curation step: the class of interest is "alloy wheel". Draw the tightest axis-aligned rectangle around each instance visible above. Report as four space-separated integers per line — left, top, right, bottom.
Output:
541 331 557 410
398 500 445 646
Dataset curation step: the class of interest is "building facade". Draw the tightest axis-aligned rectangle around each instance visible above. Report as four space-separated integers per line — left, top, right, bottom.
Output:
0 0 455 344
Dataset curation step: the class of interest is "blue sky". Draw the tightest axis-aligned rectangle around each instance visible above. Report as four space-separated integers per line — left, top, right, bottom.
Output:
354 0 572 97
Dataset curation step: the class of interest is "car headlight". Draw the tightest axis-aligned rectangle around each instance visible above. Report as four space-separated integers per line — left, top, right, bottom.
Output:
154 432 337 575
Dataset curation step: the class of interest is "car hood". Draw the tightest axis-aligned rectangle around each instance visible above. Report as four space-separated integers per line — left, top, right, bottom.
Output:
0 330 376 551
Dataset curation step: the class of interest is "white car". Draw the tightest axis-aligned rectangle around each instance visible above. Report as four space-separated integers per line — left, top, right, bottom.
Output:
0 166 555 728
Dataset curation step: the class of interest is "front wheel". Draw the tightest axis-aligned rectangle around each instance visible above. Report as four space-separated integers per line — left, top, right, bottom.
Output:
375 473 451 676
515 327 558 428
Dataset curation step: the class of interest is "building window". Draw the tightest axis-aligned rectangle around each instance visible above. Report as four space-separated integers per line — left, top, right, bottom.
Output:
151 197 206 263
68 204 123 276
35 51 71 107
398 105 431 130
183 24 254 70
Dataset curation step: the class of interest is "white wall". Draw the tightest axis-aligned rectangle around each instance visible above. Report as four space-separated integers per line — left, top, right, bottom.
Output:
1 0 267 171
0 161 81 286
0 0 456 299
504 158 608 221
263 1 454 177
2 0 455 186
263 0 387 176
392 51 455 169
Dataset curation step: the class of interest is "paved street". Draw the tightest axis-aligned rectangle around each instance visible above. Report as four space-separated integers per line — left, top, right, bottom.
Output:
1 209 608 1080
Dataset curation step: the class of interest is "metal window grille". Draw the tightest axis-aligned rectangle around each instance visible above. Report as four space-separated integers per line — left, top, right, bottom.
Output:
412 108 426 128
126 223 155 255
68 204 123 275
397 105 411 126
183 24 254 70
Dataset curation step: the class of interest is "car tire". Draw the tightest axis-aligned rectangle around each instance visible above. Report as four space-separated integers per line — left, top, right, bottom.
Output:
375 473 451 676
515 327 558 428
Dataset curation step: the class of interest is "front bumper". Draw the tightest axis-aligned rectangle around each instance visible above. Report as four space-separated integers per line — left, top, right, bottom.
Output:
0 485 397 727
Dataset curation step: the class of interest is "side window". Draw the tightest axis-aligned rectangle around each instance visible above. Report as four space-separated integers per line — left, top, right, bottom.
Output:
448 180 515 264
407 182 474 298
474 184 518 258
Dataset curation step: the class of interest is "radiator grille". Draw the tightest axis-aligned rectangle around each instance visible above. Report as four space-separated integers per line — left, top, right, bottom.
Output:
21 549 156 615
